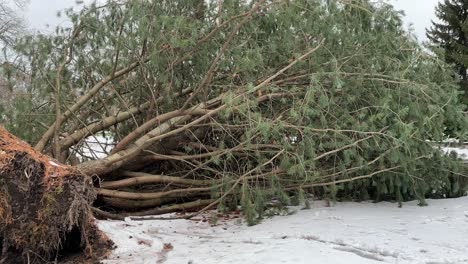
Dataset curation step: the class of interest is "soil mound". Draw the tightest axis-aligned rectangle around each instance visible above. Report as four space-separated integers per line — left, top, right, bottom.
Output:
0 127 111 263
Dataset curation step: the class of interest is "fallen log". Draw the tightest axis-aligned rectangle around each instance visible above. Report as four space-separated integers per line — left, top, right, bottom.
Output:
0 127 111 263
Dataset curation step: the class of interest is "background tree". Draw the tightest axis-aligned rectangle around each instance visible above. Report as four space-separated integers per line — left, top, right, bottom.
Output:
0 0 32 141
0 0 26 55
427 0 468 105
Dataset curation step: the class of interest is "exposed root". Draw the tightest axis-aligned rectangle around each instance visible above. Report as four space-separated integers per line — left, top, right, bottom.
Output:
0 127 112 263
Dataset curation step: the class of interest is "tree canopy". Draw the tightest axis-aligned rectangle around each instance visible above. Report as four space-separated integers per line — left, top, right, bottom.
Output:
1 0 467 224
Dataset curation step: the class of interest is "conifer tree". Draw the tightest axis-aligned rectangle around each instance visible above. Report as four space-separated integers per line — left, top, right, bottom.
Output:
427 0 468 104
0 0 30 140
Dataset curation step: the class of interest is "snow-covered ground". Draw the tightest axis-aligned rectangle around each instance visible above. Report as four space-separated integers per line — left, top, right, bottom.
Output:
98 197 468 264
441 146 468 160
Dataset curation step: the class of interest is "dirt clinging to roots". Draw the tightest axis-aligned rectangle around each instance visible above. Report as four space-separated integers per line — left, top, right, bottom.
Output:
0 127 112 263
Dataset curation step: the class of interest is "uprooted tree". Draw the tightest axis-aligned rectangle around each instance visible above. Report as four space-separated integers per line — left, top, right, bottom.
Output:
1 0 468 261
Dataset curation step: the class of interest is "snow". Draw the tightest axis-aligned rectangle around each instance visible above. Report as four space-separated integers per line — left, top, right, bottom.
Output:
77 134 114 160
98 197 468 264
441 146 468 160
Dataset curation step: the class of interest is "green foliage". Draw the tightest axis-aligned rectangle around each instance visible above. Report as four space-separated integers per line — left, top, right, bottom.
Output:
0 94 51 144
2 0 467 223
427 0 468 105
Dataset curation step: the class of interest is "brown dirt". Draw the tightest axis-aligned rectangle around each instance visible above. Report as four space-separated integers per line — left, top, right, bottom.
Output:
0 127 112 263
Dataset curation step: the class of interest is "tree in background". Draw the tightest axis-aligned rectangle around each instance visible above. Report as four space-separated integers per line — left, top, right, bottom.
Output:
0 0 31 140
0 0 28 78
427 0 468 105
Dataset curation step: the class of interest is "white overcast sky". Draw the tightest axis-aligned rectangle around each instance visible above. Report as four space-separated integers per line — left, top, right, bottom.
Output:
388 0 442 42
23 0 95 33
23 0 442 42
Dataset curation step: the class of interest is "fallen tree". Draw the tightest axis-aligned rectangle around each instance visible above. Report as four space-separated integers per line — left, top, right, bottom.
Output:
3 0 468 229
